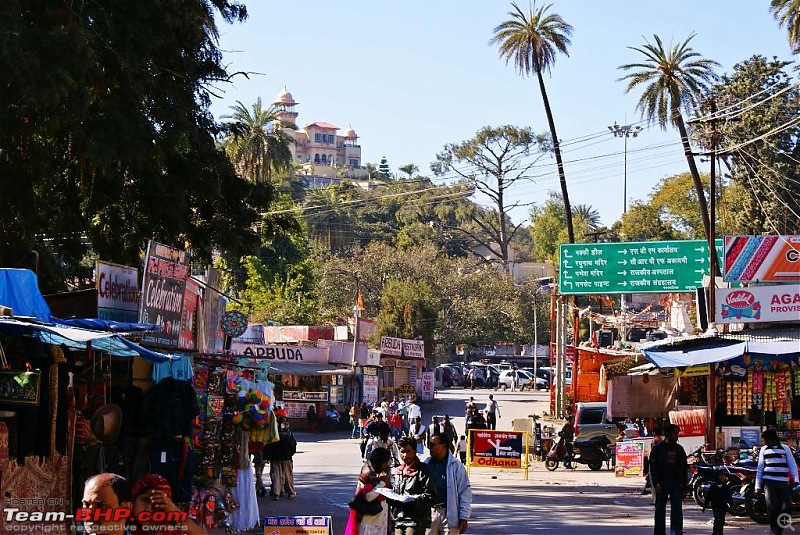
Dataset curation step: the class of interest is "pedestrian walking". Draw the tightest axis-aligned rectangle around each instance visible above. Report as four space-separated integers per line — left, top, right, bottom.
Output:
410 416 428 455
390 410 405 441
263 417 297 500
641 426 664 499
456 435 467 465
755 428 799 535
511 367 518 392
484 395 500 430
407 397 422 425
345 447 392 535
424 433 472 535
350 403 360 439
442 415 458 453
649 423 687 535
390 436 435 535
359 401 371 438
703 469 732 535
467 368 477 390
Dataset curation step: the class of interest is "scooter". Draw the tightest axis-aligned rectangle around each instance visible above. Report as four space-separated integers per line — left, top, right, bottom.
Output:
545 434 610 471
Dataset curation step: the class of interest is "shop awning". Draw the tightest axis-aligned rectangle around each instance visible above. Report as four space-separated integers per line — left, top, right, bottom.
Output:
0 317 175 363
641 336 799 369
266 362 354 376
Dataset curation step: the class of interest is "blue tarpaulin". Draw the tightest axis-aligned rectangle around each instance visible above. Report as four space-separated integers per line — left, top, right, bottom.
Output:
0 269 53 322
641 337 800 368
57 318 157 332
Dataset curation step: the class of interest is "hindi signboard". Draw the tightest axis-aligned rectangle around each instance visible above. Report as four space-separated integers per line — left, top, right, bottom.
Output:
263 516 331 535
559 240 723 295
140 241 190 347
724 235 800 282
421 372 434 401
614 441 644 477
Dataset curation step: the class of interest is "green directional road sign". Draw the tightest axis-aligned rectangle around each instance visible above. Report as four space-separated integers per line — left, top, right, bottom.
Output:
559 239 723 294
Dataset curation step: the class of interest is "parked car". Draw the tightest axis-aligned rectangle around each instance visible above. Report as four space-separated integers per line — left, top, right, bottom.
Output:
434 366 454 388
522 367 552 387
498 369 548 390
573 402 618 444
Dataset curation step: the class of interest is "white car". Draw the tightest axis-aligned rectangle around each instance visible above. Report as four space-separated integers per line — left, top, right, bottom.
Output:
498 370 548 390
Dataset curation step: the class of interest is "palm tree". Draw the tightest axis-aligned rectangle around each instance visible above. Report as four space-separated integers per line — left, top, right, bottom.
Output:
771 0 800 53
618 34 719 241
573 204 601 231
491 1 575 243
222 98 293 184
398 163 419 180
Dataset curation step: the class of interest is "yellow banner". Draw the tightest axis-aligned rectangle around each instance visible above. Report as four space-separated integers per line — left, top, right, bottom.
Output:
675 365 710 377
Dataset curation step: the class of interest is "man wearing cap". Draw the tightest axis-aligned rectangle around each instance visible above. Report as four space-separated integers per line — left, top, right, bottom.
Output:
756 428 799 534
81 473 133 535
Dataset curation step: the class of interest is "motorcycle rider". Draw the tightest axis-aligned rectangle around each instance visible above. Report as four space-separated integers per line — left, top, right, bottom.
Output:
558 409 575 468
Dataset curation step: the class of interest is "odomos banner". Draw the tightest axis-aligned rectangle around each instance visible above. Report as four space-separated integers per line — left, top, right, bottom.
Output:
470 430 524 469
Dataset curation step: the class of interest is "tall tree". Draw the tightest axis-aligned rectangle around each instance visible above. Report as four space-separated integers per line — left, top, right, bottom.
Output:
378 156 392 179
771 0 800 53
398 163 419 180
491 1 575 243
709 55 800 235
0 0 266 291
432 125 549 274
572 204 601 231
618 34 719 241
222 98 293 184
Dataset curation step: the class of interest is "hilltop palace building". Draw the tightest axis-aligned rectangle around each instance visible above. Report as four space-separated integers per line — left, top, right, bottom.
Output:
272 89 363 185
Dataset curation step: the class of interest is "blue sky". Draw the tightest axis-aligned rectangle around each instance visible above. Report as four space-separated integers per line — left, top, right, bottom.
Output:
210 1 795 227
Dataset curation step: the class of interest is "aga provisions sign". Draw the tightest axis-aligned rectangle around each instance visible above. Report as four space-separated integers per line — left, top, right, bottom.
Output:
715 284 800 324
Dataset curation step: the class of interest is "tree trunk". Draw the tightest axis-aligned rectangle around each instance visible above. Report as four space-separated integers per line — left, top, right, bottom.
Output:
536 69 574 243
673 107 712 241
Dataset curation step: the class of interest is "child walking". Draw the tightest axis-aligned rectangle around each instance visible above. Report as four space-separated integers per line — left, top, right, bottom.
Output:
457 434 468 464
704 470 731 535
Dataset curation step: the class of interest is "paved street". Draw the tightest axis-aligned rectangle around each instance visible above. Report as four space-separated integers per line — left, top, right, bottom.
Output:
250 388 781 534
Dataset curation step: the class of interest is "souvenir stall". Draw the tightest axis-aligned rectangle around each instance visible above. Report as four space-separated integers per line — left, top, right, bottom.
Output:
642 335 800 450
191 353 278 532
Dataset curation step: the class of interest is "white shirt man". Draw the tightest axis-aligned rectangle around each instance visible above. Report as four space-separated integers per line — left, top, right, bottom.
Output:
407 398 422 423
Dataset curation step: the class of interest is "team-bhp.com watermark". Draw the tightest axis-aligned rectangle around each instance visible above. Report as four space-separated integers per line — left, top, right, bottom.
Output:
3 507 189 532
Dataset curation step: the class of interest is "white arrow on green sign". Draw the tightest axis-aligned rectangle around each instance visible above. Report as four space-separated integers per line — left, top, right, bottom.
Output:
559 239 723 295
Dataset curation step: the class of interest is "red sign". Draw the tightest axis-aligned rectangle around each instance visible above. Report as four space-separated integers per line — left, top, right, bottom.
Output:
678 423 706 437
469 430 523 469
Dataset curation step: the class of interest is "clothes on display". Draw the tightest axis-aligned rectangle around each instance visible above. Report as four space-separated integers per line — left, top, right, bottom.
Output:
152 356 194 384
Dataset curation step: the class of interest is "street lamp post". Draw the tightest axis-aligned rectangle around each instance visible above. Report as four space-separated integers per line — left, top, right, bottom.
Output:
607 121 643 215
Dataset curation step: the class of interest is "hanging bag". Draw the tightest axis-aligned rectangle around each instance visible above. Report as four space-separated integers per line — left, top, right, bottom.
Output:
348 489 382 516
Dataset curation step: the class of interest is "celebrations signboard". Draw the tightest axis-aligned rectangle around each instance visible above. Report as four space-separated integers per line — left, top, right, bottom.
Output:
96 260 139 322
140 241 190 347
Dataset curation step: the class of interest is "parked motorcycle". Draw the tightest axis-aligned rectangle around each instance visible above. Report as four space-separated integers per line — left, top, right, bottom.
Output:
545 435 610 471
694 464 756 517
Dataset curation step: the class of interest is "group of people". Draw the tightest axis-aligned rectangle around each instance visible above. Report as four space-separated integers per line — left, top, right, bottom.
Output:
351 397 423 440
645 425 797 535
347 432 472 535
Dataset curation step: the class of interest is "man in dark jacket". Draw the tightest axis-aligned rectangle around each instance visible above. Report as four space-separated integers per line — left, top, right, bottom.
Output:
391 436 435 535
649 423 688 535
263 417 297 500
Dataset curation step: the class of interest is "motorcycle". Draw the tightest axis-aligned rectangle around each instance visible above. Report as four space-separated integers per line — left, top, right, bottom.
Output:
731 479 800 524
545 434 610 471
694 463 756 517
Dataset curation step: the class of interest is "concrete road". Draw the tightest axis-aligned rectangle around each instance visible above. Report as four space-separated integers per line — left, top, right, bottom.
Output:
248 387 779 534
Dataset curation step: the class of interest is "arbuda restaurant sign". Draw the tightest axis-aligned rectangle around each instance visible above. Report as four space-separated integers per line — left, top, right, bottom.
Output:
380 336 425 358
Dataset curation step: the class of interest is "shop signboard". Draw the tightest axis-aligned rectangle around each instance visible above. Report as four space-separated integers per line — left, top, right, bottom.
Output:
614 441 644 477
402 339 424 359
715 284 800 324
96 260 139 322
674 365 711 377
263 516 331 535
139 241 190 347
724 235 800 282
421 372 434 401
363 374 379 406
178 277 200 350
397 384 416 396
739 427 761 448
380 336 403 356
283 402 315 420
284 391 329 401
230 343 328 364
559 239 723 295
469 430 524 469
